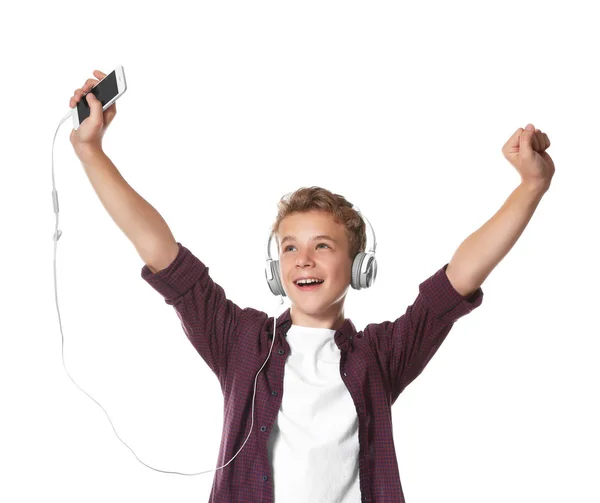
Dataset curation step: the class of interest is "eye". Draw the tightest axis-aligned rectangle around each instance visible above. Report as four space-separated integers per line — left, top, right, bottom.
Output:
284 243 330 252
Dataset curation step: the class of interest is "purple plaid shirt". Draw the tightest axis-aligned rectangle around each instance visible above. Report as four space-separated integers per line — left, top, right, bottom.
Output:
142 242 484 502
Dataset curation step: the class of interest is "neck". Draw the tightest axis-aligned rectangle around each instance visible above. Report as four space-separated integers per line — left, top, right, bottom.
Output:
289 304 345 330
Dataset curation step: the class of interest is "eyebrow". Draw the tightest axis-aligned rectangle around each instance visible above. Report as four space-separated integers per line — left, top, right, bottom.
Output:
280 234 338 246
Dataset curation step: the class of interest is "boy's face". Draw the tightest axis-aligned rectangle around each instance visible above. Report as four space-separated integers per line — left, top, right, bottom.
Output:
277 210 353 325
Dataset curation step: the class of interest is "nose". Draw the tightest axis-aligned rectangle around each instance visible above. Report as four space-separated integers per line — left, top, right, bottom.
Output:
295 248 316 266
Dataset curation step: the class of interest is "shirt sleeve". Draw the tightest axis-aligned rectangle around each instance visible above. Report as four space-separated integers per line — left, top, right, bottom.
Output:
366 262 484 404
140 242 243 381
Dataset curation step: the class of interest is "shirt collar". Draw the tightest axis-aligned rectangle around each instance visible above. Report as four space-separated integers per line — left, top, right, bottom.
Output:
265 308 357 348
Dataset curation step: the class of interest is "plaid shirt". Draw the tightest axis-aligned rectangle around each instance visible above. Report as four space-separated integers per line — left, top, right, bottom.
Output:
142 242 484 502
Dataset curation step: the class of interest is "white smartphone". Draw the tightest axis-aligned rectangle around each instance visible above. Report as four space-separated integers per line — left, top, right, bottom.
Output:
72 65 127 130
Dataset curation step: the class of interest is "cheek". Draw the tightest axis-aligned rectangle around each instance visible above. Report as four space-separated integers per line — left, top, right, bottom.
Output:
330 263 351 282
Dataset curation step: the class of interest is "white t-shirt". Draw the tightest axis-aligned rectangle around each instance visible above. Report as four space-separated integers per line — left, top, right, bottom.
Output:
267 324 361 502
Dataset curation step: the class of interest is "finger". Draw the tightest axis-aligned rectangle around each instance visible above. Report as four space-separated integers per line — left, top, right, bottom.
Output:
517 127 536 160
83 77 99 90
73 79 98 96
71 80 95 100
70 78 100 107
70 70 107 108
533 129 542 151
539 132 546 150
70 89 87 108
535 128 552 151
85 92 103 122
79 79 100 99
502 127 525 154
525 125 536 150
535 129 545 151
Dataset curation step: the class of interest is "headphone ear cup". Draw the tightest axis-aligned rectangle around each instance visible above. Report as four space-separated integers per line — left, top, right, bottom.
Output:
351 252 377 290
351 253 363 290
265 259 287 297
367 255 378 287
272 260 286 297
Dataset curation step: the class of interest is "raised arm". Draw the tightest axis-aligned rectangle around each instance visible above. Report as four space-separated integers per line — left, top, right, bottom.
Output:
69 69 178 273
446 124 554 297
77 148 179 273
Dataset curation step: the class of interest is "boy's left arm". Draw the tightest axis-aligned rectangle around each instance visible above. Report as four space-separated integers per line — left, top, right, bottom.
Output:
445 123 555 298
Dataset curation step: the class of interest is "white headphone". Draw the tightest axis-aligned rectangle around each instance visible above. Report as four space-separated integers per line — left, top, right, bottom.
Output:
264 204 378 296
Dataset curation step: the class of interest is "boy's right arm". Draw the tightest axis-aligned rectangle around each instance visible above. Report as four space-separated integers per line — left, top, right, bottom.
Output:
77 147 179 273
68 74 243 381
80 147 243 379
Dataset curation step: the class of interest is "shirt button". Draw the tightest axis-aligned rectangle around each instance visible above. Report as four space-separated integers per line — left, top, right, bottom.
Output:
278 349 285 355
343 372 347 377
271 391 278 396
260 426 267 432
262 475 268 481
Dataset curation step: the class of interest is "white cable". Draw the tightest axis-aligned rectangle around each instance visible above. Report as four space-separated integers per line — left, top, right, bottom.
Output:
52 110 284 475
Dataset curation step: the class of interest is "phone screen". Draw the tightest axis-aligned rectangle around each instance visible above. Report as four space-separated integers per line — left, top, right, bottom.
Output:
76 70 118 124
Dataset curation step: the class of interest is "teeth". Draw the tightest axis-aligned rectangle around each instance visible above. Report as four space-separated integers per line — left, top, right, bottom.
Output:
297 278 323 285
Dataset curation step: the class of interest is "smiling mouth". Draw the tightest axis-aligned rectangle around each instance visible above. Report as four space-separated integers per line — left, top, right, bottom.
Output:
294 280 325 291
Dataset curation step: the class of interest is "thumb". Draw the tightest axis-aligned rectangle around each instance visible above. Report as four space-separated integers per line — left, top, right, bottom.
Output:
504 127 524 151
86 93 103 123
519 123 535 162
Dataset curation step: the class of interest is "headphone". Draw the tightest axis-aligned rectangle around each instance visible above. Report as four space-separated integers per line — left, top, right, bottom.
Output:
264 204 378 296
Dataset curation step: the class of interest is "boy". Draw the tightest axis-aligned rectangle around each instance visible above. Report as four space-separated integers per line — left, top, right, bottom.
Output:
69 70 554 502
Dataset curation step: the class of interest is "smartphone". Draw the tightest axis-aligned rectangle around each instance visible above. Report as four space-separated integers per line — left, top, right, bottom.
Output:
72 65 127 130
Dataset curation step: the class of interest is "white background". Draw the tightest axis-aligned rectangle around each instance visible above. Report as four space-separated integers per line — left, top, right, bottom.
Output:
2 1 599 502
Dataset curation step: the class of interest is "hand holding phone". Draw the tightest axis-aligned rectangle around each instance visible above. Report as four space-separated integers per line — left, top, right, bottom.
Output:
69 66 127 156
